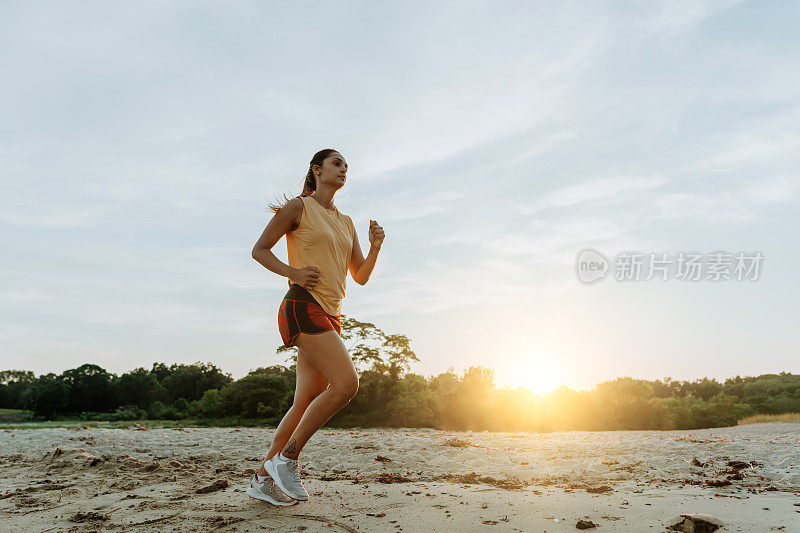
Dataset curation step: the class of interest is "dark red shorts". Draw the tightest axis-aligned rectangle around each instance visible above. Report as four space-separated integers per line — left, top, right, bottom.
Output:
278 284 342 348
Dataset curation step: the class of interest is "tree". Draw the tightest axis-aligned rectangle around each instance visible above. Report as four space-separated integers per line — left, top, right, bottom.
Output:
375 334 420 381
593 377 655 429
248 365 296 378
159 362 233 403
19 374 70 418
60 364 116 413
147 401 165 419
0 370 36 385
685 378 723 401
276 315 419 380
338 369 394 425
429 367 495 430
220 372 290 418
200 389 225 418
384 373 437 427
150 362 172 382
0 370 36 409
173 397 189 412
651 377 673 398
114 367 166 409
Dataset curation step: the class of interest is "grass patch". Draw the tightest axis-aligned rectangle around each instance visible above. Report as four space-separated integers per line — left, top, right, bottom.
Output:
738 413 800 425
0 409 33 422
0 417 281 430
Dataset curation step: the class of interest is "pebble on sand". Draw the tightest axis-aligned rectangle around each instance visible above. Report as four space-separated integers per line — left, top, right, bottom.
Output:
667 513 725 533
195 479 229 494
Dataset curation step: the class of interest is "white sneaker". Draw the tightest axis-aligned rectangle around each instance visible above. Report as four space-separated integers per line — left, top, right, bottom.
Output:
265 454 309 501
247 471 297 506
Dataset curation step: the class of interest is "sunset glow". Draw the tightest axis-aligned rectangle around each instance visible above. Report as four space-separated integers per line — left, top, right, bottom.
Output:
503 350 566 395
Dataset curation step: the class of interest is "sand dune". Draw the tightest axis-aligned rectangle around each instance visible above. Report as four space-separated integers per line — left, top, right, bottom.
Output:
1 422 798 531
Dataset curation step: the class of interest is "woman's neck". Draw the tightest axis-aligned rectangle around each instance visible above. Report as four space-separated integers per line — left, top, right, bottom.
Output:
311 189 336 210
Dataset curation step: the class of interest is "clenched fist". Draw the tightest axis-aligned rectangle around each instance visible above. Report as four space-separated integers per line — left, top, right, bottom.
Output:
369 220 385 250
291 265 320 290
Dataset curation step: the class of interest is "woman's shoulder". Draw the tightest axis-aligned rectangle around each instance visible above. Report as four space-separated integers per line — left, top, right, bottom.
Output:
341 211 354 228
279 197 305 229
284 196 305 214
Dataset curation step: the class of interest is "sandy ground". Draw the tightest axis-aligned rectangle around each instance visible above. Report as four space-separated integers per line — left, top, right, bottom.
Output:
1 422 798 532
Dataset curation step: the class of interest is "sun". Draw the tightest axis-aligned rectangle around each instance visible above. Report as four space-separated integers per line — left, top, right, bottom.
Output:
505 350 565 395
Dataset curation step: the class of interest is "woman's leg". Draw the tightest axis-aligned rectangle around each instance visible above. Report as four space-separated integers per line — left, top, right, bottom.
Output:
279 330 359 460
257 346 329 476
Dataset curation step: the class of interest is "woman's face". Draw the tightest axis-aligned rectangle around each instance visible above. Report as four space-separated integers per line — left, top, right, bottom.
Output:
315 152 348 189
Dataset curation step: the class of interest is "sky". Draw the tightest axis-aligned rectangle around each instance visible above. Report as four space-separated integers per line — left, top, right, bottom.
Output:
1 0 798 393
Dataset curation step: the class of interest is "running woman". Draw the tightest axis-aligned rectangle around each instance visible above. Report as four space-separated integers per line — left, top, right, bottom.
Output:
248 148 385 505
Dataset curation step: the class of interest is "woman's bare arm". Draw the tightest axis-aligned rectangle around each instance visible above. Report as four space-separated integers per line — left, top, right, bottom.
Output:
349 219 384 285
251 198 303 280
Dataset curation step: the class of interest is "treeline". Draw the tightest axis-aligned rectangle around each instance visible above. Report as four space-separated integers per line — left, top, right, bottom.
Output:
0 362 296 422
2 365 799 430
3 364 799 431
2 317 798 431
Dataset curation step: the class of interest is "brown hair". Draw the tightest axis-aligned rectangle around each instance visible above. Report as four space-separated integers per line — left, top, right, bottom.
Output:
268 148 339 214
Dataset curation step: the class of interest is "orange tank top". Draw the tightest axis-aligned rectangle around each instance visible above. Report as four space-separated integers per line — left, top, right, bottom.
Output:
286 195 354 316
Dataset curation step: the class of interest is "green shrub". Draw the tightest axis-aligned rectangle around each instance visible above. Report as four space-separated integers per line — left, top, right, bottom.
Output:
147 401 165 419
200 389 224 418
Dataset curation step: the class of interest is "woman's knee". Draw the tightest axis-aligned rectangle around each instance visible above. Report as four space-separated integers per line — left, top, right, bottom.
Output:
332 374 359 401
296 332 357 383
292 386 327 410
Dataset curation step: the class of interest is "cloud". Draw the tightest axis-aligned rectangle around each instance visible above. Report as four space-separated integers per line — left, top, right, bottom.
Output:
700 137 800 172
346 189 469 225
0 289 58 303
55 244 275 292
743 178 798 205
12 339 132 375
347 261 582 318
610 0 745 38
0 199 114 228
650 191 755 224
0 325 40 342
521 176 668 214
